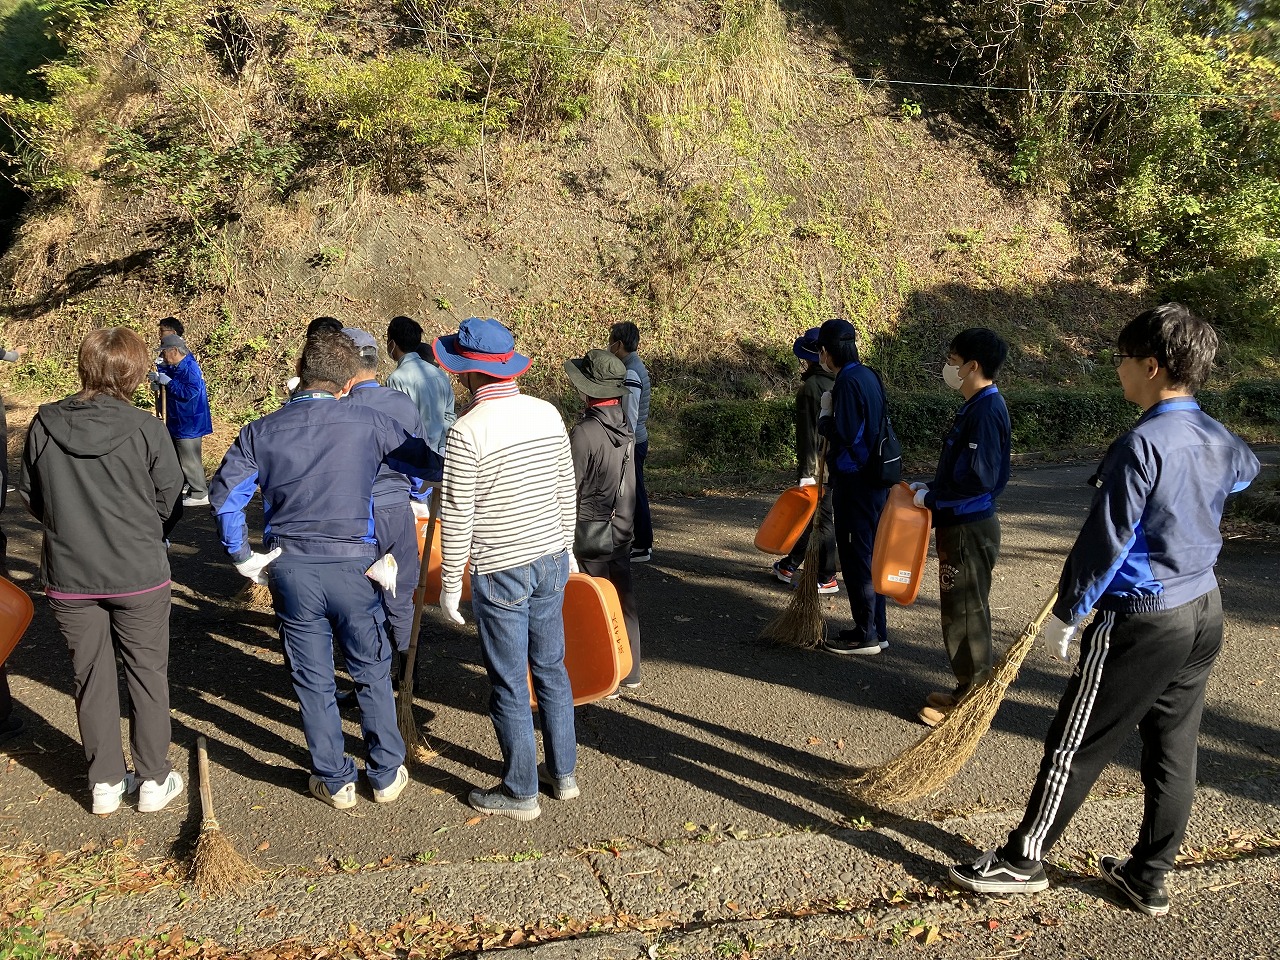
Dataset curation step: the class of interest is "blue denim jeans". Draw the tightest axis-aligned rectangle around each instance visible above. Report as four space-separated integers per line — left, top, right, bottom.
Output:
269 555 405 792
471 550 577 799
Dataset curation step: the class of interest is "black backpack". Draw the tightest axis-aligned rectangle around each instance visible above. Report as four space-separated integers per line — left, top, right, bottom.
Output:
862 368 902 488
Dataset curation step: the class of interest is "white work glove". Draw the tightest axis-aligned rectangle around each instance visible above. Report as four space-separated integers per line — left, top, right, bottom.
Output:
819 391 833 417
285 376 300 394
148 370 172 386
912 484 929 508
439 586 464 624
1042 615 1079 661
908 481 928 492
234 547 282 585
798 476 817 488
410 500 432 520
568 554 580 574
365 553 399 597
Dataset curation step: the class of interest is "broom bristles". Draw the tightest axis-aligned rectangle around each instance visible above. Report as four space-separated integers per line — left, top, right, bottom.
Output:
190 822 261 897
851 598 1052 807
236 581 275 613
397 692 425 758
759 515 827 649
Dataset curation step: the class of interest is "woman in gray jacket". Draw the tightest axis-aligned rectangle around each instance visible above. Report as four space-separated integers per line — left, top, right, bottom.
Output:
19 328 185 816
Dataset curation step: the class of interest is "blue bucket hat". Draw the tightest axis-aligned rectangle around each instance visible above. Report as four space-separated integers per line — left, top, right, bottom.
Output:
792 327 821 364
432 317 531 379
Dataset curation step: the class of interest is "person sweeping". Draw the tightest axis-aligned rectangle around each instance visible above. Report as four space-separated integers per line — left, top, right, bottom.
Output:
209 331 441 810
946 304 1260 918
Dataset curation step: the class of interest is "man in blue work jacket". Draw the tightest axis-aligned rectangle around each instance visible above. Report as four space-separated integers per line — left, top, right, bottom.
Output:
150 333 213 506
209 331 442 810
340 326 429 696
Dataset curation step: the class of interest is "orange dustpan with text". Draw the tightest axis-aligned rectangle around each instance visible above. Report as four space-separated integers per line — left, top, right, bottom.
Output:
872 482 932 606
0 577 34 667
530 573 630 708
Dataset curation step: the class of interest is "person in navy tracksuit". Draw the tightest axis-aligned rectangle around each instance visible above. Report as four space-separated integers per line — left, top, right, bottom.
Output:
910 329 1012 726
949 304 1260 918
816 318 891 656
210 331 441 810
150 334 213 506
340 327 429 695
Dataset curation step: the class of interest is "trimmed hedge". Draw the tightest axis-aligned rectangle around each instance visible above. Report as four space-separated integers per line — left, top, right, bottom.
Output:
675 379 1280 473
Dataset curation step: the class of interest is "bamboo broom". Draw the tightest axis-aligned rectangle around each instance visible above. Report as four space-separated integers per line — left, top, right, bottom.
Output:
397 487 441 762
759 442 828 649
852 591 1059 807
189 735 260 897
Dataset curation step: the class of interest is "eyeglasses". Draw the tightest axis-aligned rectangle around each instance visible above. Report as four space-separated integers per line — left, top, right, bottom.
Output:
1110 353 1142 368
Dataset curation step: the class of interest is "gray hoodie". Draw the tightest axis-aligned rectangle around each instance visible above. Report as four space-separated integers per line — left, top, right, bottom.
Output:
19 395 183 595
569 402 636 560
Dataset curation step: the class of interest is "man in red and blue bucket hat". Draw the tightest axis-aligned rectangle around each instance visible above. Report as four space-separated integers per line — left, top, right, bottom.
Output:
433 317 580 821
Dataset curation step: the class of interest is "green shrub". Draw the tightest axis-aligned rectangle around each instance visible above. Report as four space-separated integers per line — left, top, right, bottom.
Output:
1002 386 1136 450
676 398 793 471
291 53 484 188
672 380 1280 476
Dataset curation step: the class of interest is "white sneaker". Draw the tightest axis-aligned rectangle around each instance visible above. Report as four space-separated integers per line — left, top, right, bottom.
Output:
137 771 184 812
182 494 210 507
372 764 409 804
91 774 138 815
309 775 357 809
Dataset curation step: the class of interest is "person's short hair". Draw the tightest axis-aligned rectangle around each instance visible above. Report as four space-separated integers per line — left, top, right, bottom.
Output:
817 318 859 368
387 315 423 353
1117 302 1218 392
950 328 1008 379
77 327 151 403
307 316 343 338
298 331 359 391
158 316 184 337
608 321 640 353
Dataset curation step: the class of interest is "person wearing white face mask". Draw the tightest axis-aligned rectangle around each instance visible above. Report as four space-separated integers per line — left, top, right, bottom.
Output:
908 329 1012 727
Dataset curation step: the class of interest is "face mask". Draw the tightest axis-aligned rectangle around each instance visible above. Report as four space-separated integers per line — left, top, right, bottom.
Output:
942 362 966 391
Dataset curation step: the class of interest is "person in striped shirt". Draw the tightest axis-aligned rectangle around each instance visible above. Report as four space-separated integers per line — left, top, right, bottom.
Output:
432 318 580 822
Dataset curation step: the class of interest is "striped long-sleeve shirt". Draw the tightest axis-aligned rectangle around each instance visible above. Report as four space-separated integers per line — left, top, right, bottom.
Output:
439 382 577 591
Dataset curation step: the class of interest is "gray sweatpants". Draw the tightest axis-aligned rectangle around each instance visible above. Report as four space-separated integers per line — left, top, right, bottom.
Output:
173 437 207 498
50 586 173 786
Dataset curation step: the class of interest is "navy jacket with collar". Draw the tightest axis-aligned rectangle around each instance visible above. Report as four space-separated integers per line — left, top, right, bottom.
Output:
818 361 886 479
1054 397 1259 623
925 384 1011 527
210 391 442 563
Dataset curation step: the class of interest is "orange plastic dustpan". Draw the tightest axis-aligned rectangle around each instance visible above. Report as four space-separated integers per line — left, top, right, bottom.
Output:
530 573 629 707
754 485 820 555
413 516 471 606
872 482 932 605
0 577 34 667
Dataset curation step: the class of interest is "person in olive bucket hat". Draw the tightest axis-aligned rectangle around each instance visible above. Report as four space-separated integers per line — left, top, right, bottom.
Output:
564 349 642 695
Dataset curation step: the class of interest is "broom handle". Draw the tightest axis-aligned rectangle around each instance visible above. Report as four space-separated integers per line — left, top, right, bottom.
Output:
1023 591 1060 639
160 385 167 422
402 486 442 687
196 735 217 826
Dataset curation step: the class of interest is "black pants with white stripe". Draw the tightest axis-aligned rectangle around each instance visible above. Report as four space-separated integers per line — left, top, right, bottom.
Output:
1000 589 1223 888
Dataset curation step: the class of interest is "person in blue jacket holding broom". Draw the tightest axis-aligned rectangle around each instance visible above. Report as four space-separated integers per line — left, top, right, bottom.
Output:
948 303 1260 918
910 328 1011 727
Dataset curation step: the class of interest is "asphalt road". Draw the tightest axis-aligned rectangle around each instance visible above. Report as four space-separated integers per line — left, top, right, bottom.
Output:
1 454 1277 956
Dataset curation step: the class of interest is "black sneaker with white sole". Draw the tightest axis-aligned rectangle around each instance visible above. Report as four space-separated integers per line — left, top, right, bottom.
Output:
1100 856 1170 917
822 631 882 656
949 849 1049 894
